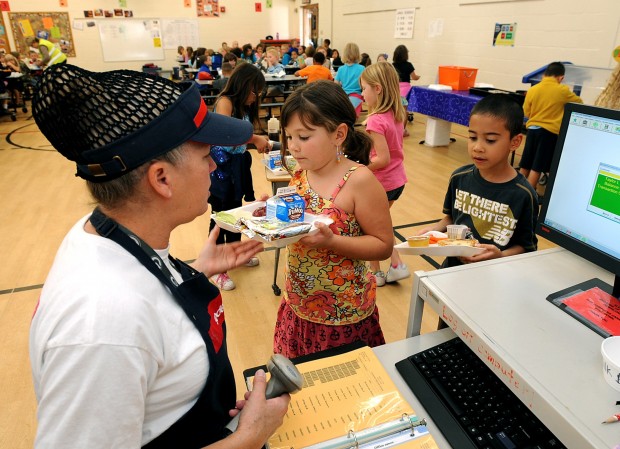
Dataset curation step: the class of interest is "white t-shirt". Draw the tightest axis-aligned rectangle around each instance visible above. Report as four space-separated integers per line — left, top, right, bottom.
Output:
30 215 208 448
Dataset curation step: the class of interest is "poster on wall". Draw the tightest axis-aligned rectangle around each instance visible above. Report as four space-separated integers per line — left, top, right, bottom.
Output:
9 12 76 57
394 8 414 39
162 19 199 50
197 0 220 17
493 23 516 46
0 15 10 55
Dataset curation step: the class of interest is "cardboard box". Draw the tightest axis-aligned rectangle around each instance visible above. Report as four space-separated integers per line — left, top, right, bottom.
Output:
266 187 305 222
438 66 478 91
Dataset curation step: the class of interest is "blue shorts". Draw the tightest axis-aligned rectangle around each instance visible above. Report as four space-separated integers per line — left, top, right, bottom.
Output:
386 185 405 202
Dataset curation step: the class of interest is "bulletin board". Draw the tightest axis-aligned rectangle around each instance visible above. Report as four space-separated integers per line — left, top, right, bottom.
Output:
9 12 75 57
0 14 10 54
97 19 164 62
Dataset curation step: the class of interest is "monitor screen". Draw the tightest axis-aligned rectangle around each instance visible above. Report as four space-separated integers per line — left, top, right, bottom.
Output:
537 102 620 298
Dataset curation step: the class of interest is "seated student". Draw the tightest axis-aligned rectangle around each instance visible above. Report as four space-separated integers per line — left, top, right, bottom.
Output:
223 52 238 69
265 48 285 97
281 44 291 66
417 94 539 269
0 71 10 115
331 49 343 67
294 52 333 84
288 50 300 67
298 46 315 69
316 47 331 70
360 53 372 67
2 53 23 106
241 43 255 63
196 55 213 79
213 62 233 92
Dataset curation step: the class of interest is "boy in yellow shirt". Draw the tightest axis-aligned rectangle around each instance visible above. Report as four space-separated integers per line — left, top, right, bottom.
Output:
520 62 582 188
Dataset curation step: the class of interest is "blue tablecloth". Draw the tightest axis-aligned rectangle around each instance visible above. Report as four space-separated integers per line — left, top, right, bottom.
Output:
407 86 483 127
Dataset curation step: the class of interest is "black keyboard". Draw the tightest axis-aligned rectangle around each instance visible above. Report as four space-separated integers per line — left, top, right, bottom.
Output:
395 337 566 449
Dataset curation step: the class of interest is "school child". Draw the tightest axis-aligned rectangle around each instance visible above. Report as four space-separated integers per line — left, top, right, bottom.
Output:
392 45 420 137
195 54 213 85
334 43 365 116
360 62 410 285
265 48 285 96
418 94 539 269
274 80 394 357
176 45 186 62
212 62 233 92
294 52 333 84
519 62 583 189
208 64 271 290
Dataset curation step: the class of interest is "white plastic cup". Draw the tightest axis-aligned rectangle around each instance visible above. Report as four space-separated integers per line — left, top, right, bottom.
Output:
601 336 620 392
446 224 468 239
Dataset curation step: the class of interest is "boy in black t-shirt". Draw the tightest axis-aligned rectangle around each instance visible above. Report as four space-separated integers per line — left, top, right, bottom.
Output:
418 94 539 268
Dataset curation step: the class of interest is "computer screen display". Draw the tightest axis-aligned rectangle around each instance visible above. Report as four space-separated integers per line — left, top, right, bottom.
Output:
537 102 620 297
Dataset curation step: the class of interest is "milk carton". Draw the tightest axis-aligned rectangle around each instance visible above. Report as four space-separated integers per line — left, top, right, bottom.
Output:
266 187 305 222
265 149 283 170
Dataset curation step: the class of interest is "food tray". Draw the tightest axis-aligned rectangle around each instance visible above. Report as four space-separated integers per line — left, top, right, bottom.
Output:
394 241 485 257
211 202 333 248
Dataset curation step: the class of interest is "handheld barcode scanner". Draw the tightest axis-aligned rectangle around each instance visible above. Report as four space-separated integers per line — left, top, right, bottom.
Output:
225 354 303 434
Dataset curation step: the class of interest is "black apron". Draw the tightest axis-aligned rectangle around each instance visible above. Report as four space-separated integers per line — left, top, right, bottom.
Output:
89 208 236 449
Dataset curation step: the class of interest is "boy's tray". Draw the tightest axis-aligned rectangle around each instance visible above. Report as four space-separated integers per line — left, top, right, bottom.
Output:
394 241 485 257
211 201 333 248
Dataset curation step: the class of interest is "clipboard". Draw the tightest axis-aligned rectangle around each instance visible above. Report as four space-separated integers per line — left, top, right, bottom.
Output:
244 343 439 449
546 278 620 338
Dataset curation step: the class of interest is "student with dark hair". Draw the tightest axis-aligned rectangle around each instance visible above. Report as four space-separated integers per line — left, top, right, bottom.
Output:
223 52 238 68
213 62 233 92
418 94 538 269
360 53 372 67
190 47 205 68
519 61 583 188
241 43 255 63
294 52 333 84
195 54 213 85
392 45 420 136
274 80 394 357
208 64 271 291
29 64 289 449
322 38 333 58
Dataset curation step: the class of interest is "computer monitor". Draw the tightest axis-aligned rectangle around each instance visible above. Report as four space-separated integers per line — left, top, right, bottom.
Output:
537 102 620 304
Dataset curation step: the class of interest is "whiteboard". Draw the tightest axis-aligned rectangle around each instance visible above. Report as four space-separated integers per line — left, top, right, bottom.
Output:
98 19 164 62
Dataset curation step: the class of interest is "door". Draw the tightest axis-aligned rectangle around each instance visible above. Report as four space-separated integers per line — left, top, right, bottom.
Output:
302 4 319 48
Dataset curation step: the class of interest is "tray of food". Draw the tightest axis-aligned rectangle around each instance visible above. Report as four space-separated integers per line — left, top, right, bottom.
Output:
395 231 485 257
211 201 333 248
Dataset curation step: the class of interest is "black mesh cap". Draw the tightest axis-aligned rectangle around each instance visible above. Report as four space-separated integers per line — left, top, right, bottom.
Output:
33 64 253 182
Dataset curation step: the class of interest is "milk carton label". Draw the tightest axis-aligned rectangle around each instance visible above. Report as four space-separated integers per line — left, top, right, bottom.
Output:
266 190 305 222
266 150 283 170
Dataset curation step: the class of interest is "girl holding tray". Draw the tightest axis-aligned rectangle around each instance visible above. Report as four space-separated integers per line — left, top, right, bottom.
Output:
274 80 394 357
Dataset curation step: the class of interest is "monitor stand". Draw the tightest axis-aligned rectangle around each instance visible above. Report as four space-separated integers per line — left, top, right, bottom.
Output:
546 276 620 338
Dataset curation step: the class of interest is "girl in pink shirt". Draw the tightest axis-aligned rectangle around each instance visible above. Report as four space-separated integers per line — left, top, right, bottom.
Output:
361 62 410 286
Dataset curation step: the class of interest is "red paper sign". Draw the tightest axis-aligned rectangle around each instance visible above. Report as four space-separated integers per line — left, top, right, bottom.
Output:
563 287 620 335
255 2 262 12
0 1 10 12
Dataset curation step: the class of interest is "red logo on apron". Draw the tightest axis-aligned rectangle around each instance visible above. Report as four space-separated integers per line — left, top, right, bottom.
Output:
208 294 225 352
